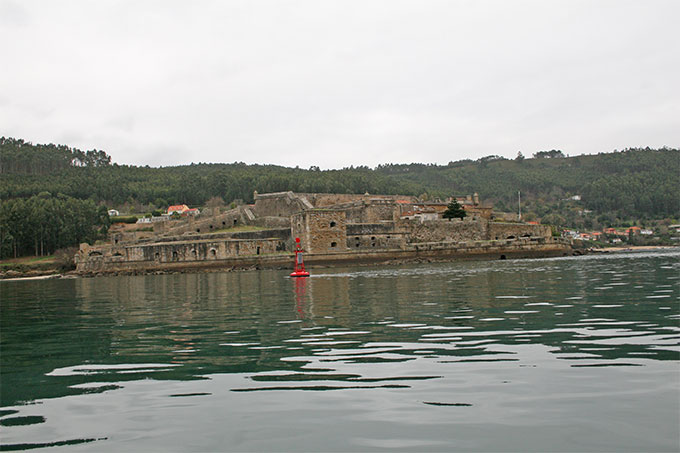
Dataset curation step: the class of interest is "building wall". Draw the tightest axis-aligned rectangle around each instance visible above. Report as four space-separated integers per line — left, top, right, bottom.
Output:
343 200 400 223
291 210 347 254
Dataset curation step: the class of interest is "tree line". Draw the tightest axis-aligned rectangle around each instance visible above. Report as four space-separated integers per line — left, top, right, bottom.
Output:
0 193 109 259
0 137 111 175
0 137 678 258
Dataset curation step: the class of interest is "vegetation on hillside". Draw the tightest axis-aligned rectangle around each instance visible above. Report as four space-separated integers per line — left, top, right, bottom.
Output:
1 136 678 258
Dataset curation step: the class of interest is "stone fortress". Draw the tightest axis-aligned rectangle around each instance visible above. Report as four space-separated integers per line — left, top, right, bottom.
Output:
76 191 573 274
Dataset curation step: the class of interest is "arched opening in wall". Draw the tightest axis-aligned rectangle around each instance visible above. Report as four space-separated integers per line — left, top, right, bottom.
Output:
210 248 217 258
371 236 376 240
114 239 119 244
191 249 197 259
209 225 213 230
88 251 102 256
522 233 531 238
507 236 516 240
154 252 160 261
222 221 226 226
256 246 261 255
112 252 123 257
196 229 200 233
371 242 376 247
233 219 237 226
330 221 336 228
172 251 178 260
331 242 337 248
500 254 507 260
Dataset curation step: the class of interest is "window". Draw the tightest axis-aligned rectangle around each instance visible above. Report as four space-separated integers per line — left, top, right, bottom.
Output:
331 242 337 247
330 221 336 227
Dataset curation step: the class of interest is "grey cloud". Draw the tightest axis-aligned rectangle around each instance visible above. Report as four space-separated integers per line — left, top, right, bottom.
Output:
0 0 678 168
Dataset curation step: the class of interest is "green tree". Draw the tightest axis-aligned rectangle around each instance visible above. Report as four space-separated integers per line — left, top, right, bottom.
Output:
443 200 467 220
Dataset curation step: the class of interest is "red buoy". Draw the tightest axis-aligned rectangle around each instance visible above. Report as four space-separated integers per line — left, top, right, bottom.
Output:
290 237 310 277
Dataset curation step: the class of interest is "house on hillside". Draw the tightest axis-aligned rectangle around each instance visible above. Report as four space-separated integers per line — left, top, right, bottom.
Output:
167 204 190 215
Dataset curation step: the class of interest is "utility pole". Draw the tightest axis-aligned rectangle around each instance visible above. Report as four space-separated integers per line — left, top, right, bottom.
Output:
518 191 521 221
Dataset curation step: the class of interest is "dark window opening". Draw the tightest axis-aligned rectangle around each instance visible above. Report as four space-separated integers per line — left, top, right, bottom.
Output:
222 221 226 226
500 254 507 260
233 219 237 225
256 246 261 255
172 251 178 260
330 221 336 227
331 242 337 248
196 229 200 233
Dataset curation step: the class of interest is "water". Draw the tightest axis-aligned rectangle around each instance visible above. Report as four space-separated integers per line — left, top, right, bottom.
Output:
1 251 679 452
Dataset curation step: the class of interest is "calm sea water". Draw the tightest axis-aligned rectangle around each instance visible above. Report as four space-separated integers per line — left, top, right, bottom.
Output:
1 251 679 452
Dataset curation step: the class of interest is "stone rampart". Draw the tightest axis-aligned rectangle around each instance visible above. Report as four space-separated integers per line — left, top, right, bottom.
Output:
157 206 253 236
76 237 574 275
398 218 488 243
489 222 551 240
76 237 284 273
253 191 311 217
299 193 416 208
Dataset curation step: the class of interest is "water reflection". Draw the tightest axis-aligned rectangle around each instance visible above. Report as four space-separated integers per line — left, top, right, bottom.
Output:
1 251 678 451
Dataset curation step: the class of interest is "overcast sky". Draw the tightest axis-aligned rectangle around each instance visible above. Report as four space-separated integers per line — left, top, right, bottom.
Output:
1 0 678 169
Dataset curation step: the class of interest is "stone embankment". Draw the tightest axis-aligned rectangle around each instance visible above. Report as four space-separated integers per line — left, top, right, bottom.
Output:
76 237 574 277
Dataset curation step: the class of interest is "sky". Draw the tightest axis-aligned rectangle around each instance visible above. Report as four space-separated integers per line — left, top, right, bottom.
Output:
1 0 678 169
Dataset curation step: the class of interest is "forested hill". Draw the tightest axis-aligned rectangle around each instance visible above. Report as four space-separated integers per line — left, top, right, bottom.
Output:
1 137 678 224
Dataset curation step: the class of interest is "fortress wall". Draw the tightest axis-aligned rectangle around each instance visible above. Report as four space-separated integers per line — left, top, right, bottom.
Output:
253 216 292 229
157 207 248 236
398 218 488 243
291 210 347 254
489 223 551 239
344 201 399 223
76 238 283 273
253 192 307 217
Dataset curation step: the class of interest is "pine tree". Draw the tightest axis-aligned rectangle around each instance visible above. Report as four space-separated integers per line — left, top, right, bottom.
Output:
443 200 466 220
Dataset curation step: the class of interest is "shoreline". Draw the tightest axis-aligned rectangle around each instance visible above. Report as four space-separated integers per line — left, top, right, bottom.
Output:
2 245 678 281
589 245 679 253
